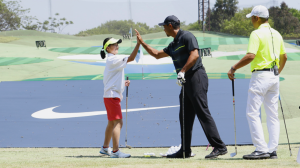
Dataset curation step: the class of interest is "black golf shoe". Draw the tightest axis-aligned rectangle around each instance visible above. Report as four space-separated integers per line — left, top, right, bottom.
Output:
205 147 228 159
243 151 270 160
166 149 191 159
269 151 278 159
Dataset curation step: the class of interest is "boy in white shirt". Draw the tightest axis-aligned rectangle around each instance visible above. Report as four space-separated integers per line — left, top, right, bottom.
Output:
99 37 140 158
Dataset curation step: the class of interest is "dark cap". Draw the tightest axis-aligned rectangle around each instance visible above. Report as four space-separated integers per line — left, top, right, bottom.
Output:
158 15 180 26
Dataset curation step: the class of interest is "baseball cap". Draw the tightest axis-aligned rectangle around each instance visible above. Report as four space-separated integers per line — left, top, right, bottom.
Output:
158 15 180 26
246 5 269 18
104 38 122 50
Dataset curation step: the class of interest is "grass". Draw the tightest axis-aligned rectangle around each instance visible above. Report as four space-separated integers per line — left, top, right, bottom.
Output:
0 145 299 168
0 36 19 43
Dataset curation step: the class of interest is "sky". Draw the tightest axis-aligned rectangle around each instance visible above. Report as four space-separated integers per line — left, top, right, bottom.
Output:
16 0 300 35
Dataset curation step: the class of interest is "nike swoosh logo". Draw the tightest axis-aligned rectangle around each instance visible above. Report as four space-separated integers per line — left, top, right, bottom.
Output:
31 105 179 119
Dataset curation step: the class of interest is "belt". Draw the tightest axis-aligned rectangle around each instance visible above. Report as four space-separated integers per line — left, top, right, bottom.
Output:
252 68 274 73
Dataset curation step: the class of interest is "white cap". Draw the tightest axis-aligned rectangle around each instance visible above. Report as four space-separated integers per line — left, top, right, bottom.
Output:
246 5 269 18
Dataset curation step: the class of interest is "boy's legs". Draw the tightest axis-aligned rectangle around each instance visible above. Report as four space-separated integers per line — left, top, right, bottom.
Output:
103 119 123 151
103 120 114 147
112 119 123 151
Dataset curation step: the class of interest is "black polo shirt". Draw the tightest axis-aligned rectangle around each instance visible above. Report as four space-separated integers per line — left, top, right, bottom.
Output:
163 29 203 75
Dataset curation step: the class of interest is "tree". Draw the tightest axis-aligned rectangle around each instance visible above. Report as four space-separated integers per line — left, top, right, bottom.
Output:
76 20 163 36
289 8 300 22
221 7 274 36
204 8 211 31
184 21 202 31
43 13 74 33
0 0 28 31
206 0 239 32
0 0 73 33
21 15 39 30
149 25 163 33
269 2 300 34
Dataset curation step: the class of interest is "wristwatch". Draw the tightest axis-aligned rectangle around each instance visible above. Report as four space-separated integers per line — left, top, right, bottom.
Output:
231 66 236 71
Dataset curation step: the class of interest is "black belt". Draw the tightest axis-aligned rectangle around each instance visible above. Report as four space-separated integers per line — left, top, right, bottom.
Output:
252 68 274 73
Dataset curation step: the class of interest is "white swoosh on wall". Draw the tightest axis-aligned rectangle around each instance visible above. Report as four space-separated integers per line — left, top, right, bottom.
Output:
31 105 179 119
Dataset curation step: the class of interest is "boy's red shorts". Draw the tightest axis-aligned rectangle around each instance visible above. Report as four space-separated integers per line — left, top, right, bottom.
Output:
104 98 122 121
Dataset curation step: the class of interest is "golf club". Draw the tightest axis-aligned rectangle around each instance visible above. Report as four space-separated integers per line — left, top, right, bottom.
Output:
279 94 292 156
125 76 132 149
230 79 237 157
297 147 300 164
182 79 186 159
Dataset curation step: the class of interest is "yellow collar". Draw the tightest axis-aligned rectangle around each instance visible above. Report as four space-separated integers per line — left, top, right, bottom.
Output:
258 23 270 29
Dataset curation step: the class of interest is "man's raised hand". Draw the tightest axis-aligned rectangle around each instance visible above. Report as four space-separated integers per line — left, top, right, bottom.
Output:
135 29 144 44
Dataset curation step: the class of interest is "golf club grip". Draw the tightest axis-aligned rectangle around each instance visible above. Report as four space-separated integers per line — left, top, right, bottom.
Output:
232 79 235 96
126 76 129 97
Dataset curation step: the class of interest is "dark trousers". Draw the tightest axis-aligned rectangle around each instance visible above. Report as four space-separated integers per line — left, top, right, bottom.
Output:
179 68 226 153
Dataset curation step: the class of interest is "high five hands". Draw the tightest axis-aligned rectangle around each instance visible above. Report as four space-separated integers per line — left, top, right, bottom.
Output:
135 29 143 45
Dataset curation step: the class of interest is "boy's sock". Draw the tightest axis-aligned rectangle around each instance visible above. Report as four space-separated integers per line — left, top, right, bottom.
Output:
113 149 119 153
103 146 109 149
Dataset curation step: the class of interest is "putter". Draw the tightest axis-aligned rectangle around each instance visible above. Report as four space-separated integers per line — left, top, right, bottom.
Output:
230 79 237 157
182 79 186 159
125 76 132 149
279 94 292 156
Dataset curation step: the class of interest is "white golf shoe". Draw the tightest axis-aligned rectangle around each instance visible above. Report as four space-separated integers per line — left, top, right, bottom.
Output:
99 146 112 156
110 150 131 158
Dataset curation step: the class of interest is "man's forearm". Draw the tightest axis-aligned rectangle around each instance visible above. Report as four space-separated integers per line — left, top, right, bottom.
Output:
181 55 198 73
141 41 159 59
233 53 255 70
279 53 287 74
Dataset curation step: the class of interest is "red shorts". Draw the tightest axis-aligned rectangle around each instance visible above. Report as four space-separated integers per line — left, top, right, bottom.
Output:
104 98 122 121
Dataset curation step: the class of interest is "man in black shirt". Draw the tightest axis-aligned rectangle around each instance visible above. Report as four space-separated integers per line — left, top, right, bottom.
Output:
135 15 227 159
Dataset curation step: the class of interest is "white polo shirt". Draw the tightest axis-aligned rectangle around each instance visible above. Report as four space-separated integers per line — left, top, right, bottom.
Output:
103 53 129 100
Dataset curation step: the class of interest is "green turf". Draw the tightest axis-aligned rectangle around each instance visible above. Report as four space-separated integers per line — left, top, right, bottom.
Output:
217 53 300 61
0 36 19 43
21 73 261 81
49 46 153 55
49 45 218 55
0 57 53 66
133 37 249 46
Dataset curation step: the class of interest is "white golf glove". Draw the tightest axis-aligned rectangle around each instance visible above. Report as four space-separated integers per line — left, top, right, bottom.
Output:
176 72 185 87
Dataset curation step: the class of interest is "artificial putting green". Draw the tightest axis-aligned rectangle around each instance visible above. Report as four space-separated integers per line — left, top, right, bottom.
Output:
133 37 249 46
0 36 19 43
217 52 300 61
21 73 284 81
0 57 53 66
48 36 250 55
49 46 162 55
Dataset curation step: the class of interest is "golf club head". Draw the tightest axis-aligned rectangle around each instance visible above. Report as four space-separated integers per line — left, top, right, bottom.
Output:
126 145 132 149
230 152 237 157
